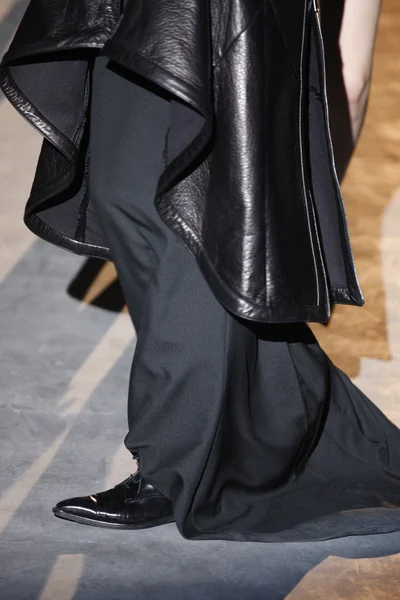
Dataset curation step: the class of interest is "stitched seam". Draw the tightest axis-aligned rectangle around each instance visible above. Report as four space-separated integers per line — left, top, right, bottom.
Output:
213 0 263 69
163 126 171 168
74 149 91 242
74 68 92 242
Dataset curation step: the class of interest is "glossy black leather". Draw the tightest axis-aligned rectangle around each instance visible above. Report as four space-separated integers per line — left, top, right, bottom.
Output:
0 0 364 324
53 473 174 529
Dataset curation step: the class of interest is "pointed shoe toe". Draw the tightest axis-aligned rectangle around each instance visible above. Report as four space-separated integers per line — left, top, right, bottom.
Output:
53 495 99 521
52 474 174 529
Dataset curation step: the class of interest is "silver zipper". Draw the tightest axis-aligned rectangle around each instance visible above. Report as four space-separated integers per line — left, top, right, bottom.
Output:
299 0 322 309
312 8 364 303
312 0 320 13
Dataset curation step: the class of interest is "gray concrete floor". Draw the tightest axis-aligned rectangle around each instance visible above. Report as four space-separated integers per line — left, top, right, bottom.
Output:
1 2 400 598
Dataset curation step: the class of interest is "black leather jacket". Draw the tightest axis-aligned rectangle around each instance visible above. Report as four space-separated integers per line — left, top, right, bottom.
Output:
0 0 364 323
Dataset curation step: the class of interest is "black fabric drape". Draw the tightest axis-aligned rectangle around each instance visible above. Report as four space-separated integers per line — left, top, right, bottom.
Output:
86 58 400 542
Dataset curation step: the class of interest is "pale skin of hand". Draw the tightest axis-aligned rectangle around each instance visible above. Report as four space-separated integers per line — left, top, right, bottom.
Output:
333 0 381 143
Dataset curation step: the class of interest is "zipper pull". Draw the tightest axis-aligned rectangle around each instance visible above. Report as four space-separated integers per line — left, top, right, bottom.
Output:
312 0 320 12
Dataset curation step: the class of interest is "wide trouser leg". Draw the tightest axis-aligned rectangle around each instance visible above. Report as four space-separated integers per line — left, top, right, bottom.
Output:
89 57 400 542
89 57 171 329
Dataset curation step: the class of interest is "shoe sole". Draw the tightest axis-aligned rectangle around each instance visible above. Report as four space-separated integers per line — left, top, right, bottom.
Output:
52 507 175 530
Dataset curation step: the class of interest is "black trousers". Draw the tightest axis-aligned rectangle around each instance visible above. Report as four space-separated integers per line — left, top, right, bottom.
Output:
89 57 400 542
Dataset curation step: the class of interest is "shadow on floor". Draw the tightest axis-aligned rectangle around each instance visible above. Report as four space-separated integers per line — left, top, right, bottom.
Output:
67 257 125 313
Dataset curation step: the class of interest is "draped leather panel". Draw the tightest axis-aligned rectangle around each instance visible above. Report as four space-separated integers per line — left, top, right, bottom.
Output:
0 0 363 323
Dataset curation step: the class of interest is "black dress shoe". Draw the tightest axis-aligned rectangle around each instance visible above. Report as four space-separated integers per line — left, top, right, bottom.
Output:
52 472 174 529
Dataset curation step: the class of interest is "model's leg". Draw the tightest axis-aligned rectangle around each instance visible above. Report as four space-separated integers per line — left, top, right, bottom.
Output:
87 58 171 330
87 73 400 537
52 57 330 534
52 57 175 529
338 0 381 143
321 0 381 179
54 57 400 541
125 287 400 542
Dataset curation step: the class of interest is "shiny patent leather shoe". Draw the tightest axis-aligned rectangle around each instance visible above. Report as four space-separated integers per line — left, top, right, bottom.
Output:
52 472 174 529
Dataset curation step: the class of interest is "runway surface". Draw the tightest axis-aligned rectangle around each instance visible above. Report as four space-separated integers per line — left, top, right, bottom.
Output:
1 1 400 598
